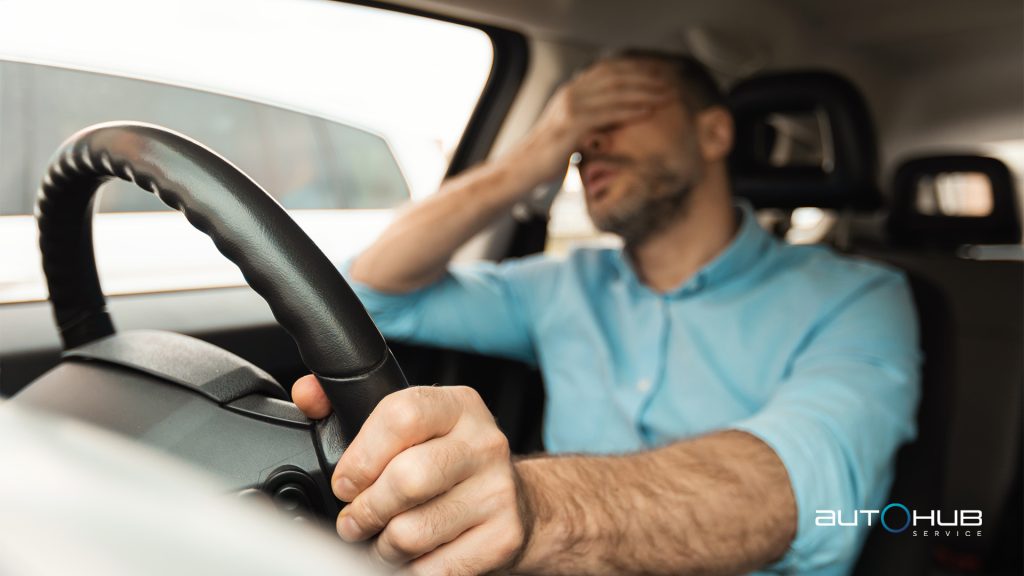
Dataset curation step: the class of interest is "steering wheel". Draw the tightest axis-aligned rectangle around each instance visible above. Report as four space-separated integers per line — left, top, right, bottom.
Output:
14 121 409 520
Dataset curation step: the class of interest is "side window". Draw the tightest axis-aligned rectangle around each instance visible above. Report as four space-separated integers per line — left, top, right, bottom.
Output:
0 62 408 215
314 120 410 210
0 0 493 303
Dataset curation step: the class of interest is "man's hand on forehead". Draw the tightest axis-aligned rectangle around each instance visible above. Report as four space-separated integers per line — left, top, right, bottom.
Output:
518 55 674 182
568 58 675 124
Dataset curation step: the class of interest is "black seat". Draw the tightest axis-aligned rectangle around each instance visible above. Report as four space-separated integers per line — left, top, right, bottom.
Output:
728 70 956 576
888 155 1022 248
854 154 1022 574
729 70 881 211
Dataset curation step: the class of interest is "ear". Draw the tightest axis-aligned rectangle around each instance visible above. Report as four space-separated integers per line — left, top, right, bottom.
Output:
696 106 734 162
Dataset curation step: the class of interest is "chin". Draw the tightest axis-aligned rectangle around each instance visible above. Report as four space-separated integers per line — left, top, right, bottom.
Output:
588 207 628 236
586 201 618 229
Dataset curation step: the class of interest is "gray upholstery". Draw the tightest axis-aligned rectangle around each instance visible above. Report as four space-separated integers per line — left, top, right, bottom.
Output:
855 156 1022 571
728 71 1022 574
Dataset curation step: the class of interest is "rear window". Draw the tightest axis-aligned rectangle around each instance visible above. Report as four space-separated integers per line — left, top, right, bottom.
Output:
0 0 494 303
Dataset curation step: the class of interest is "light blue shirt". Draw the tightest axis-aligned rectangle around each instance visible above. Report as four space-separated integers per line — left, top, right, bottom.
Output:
343 204 920 574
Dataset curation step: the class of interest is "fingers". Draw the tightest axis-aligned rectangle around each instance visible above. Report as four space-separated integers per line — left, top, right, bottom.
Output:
578 92 666 119
291 374 331 420
370 473 491 565
324 384 523 574
589 70 670 94
401 521 524 576
567 68 674 133
580 59 672 94
580 88 671 112
578 73 671 108
337 435 478 542
587 104 658 131
528 58 675 165
333 386 466 502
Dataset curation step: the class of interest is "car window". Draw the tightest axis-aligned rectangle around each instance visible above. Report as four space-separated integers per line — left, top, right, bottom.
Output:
0 0 493 303
0 62 409 215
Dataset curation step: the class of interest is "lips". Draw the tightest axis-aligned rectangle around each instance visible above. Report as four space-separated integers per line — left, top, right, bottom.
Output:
582 163 619 200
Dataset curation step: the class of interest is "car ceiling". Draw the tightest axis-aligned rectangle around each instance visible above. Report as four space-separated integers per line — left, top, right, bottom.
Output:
391 0 1022 76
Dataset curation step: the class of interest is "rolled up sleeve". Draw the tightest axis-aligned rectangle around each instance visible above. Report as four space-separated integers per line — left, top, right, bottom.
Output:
731 271 921 572
339 256 555 366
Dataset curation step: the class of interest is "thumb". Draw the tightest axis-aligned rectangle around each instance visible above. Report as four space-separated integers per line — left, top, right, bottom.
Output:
291 374 332 420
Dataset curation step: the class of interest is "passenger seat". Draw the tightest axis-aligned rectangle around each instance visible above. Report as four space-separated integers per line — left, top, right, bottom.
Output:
852 154 1023 574
728 70 955 576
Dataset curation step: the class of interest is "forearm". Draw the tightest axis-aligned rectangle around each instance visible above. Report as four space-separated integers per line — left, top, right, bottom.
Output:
513 430 796 576
350 133 559 293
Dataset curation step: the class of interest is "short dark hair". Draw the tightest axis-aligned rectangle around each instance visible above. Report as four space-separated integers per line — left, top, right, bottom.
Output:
610 48 726 114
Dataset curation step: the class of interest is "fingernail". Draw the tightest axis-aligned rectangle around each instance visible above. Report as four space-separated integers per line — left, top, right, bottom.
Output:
338 513 362 542
333 476 358 501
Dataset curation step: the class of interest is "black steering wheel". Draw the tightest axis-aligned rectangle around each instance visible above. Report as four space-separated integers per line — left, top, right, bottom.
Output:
16 121 408 520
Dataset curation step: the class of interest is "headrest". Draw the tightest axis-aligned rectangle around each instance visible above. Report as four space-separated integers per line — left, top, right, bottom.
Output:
727 71 880 210
889 155 1021 247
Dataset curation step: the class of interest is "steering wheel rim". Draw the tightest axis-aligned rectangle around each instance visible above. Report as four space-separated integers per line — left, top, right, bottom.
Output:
36 121 408 436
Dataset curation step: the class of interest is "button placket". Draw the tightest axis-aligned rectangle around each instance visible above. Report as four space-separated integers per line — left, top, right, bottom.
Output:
635 296 672 437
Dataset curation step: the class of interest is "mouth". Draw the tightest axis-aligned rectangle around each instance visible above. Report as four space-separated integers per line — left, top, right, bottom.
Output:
582 163 620 202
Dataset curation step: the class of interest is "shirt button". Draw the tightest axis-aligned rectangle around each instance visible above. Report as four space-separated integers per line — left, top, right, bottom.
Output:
636 378 652 393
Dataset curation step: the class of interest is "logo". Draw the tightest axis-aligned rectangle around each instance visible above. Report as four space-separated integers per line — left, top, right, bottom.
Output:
815 503 982 537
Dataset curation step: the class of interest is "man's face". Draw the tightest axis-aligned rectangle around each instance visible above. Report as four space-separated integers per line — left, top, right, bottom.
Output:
577 60 704 245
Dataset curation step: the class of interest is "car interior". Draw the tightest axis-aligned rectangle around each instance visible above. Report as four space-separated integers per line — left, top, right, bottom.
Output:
0 1 1020 574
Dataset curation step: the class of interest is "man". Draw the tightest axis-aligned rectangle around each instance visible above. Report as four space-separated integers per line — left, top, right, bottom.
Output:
292 51 920 575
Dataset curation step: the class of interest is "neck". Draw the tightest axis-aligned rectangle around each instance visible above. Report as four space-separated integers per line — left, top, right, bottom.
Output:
627 166 737 293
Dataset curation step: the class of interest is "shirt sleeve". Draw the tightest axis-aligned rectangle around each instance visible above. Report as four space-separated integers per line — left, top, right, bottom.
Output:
730 269 922 572
338 255 556 366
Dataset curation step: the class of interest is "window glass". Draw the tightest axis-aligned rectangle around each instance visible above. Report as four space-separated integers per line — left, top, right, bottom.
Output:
0 0 493 303
915 171 994 217
0 62 409 215
761 109 833 171
785 207 838 244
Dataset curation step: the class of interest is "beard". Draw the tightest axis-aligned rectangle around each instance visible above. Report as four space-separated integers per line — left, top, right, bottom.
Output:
587 152 702 247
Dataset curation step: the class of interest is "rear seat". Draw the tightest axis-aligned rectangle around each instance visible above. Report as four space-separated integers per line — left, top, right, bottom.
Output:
727 71 1021 575
853 155 1022 573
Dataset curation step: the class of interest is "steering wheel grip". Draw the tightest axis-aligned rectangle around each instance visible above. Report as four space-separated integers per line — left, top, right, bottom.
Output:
36 122 408 440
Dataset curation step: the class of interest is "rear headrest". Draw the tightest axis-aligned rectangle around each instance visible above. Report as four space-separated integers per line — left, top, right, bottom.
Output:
889 155 1021 247
728 71 880 210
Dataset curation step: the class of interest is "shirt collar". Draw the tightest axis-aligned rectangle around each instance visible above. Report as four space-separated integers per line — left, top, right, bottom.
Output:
611 200 771 298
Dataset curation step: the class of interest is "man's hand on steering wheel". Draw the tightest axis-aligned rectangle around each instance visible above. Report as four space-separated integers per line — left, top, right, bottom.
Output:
293 377 528 574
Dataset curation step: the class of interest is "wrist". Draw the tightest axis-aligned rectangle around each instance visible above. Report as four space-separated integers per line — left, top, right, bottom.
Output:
503 123 574 188
510 458 560 574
